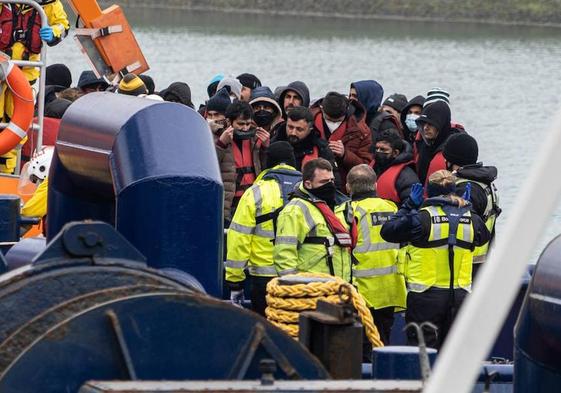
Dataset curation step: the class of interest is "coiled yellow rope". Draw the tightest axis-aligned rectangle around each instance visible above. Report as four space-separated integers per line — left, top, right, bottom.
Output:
265 272 384 348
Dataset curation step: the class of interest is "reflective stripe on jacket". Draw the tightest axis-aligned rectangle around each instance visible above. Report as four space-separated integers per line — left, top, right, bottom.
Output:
274 184 352 281
456 178 499 264
351 196 406 310
406 203 475 293
225 164 300 282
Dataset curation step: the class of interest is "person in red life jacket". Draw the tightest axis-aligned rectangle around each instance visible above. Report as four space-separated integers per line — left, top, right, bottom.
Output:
400 95 425 145
349 80 384 134
414 101 461 185
372 130 420 206
271 106 340 184
311 92 372 188
22 98 71 163
249 86 283 135
220 100 268 213
205 87 236 223
237 73 262 102
369 93 408 140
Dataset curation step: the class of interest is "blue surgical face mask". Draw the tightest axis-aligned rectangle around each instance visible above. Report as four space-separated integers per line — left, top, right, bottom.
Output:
405 113 420 132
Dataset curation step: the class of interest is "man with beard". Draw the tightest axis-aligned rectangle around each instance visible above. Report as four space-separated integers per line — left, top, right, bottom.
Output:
277 81 311 118
373 130 420 206
274 158 352 281
249 86 283 134
271 106 339 183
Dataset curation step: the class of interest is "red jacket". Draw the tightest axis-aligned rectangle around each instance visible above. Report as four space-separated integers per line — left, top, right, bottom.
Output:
22 117 60 161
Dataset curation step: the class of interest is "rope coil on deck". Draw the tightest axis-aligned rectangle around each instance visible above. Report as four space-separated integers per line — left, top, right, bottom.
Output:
265 272 384 348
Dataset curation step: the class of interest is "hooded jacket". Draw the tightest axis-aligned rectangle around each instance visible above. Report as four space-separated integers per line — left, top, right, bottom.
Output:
369 110 403 141
277 81 311 115
400 95 425 143
350 80 384 125
374 141 420 205
414 101 459 184
454 164 499 220
311 100 372 187
160 82 194 108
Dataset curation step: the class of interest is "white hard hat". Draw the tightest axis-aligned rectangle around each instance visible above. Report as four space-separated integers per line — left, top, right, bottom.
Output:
28 146 54 181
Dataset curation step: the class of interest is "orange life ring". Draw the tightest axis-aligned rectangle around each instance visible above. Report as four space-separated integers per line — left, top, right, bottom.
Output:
0 61 34 156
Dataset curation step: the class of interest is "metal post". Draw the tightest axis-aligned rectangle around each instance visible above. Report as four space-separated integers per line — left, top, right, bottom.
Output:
424 108 561 393
1 0 48 154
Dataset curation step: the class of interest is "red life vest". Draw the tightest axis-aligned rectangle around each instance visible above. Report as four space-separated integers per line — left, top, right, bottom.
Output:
0 5 42 55
300 145 319 170
376 161 414 204
233 139 256 198
311 200 352 248
314 112 347 141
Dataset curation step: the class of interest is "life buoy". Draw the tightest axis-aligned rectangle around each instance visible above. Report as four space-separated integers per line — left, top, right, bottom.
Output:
0 61 33 156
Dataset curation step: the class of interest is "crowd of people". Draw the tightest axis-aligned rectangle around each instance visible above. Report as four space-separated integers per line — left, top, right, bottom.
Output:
3 0 501 354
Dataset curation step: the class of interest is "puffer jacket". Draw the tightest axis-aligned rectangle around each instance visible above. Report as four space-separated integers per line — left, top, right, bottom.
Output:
212 126 236 222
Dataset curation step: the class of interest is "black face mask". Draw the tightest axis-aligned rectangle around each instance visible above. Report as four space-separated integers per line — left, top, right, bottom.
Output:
254 110 275 128
309 181 337 207
375 152 393 167
233 127 256 140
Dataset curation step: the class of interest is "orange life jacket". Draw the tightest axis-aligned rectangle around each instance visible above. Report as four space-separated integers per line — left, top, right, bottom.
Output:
232 139 256 198
300 145 319 170
376 161 415 204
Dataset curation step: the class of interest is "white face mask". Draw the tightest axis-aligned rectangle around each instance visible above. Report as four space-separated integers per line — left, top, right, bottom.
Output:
325 119 343 133
405 113 420 132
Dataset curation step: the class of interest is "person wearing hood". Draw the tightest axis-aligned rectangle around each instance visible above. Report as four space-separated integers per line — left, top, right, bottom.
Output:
205 88 236 223
221 101 268 213
443 133 500 278
77 71 109 94
349 80 384 126
400 95 425 144
414 101 460 185
237 73 262 102
45 63 72 89
139 74 156 95
311 91 372 189
277 81 310 118
372 130 420 206
217 77 244 102
160 82 194 108
380 171 490 349
274 158 352 281
249 86 283 134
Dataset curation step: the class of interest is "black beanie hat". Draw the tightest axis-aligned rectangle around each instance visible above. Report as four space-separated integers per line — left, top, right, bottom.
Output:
383 93 408 113
237 73 262 90
443 133 479 166
322 92 348 119
206 87 231 114
139 74 155 94
266 141 297 169
46 64 72 88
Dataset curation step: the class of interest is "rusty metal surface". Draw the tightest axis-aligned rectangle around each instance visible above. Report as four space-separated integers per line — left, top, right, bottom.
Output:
78 380 423 392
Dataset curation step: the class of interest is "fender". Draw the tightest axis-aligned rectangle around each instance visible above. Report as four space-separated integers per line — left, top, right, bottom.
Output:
0 61 33 155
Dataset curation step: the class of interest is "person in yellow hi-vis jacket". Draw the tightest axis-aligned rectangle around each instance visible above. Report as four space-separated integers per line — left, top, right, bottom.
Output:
274 158 352 282
346 164 406 346
0 1 69 172
225 142 301 315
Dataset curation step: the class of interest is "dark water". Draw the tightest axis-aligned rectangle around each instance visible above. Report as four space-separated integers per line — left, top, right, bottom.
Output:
51 9 561 260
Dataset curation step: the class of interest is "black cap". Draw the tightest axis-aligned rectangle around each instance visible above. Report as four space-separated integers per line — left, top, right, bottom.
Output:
383 93 408 113
322 92 348 119
139 74 155 94
266 141 297 169
237 73 262 90
77 70 109 90
206 87 231 114
46 64 72 88
443 133 479 166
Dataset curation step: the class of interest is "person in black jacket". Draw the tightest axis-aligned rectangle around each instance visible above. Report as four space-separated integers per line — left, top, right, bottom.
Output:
400 95 425 144
373 130 420 205
271 106 340 186
415 101 460 184
443 133 500 277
